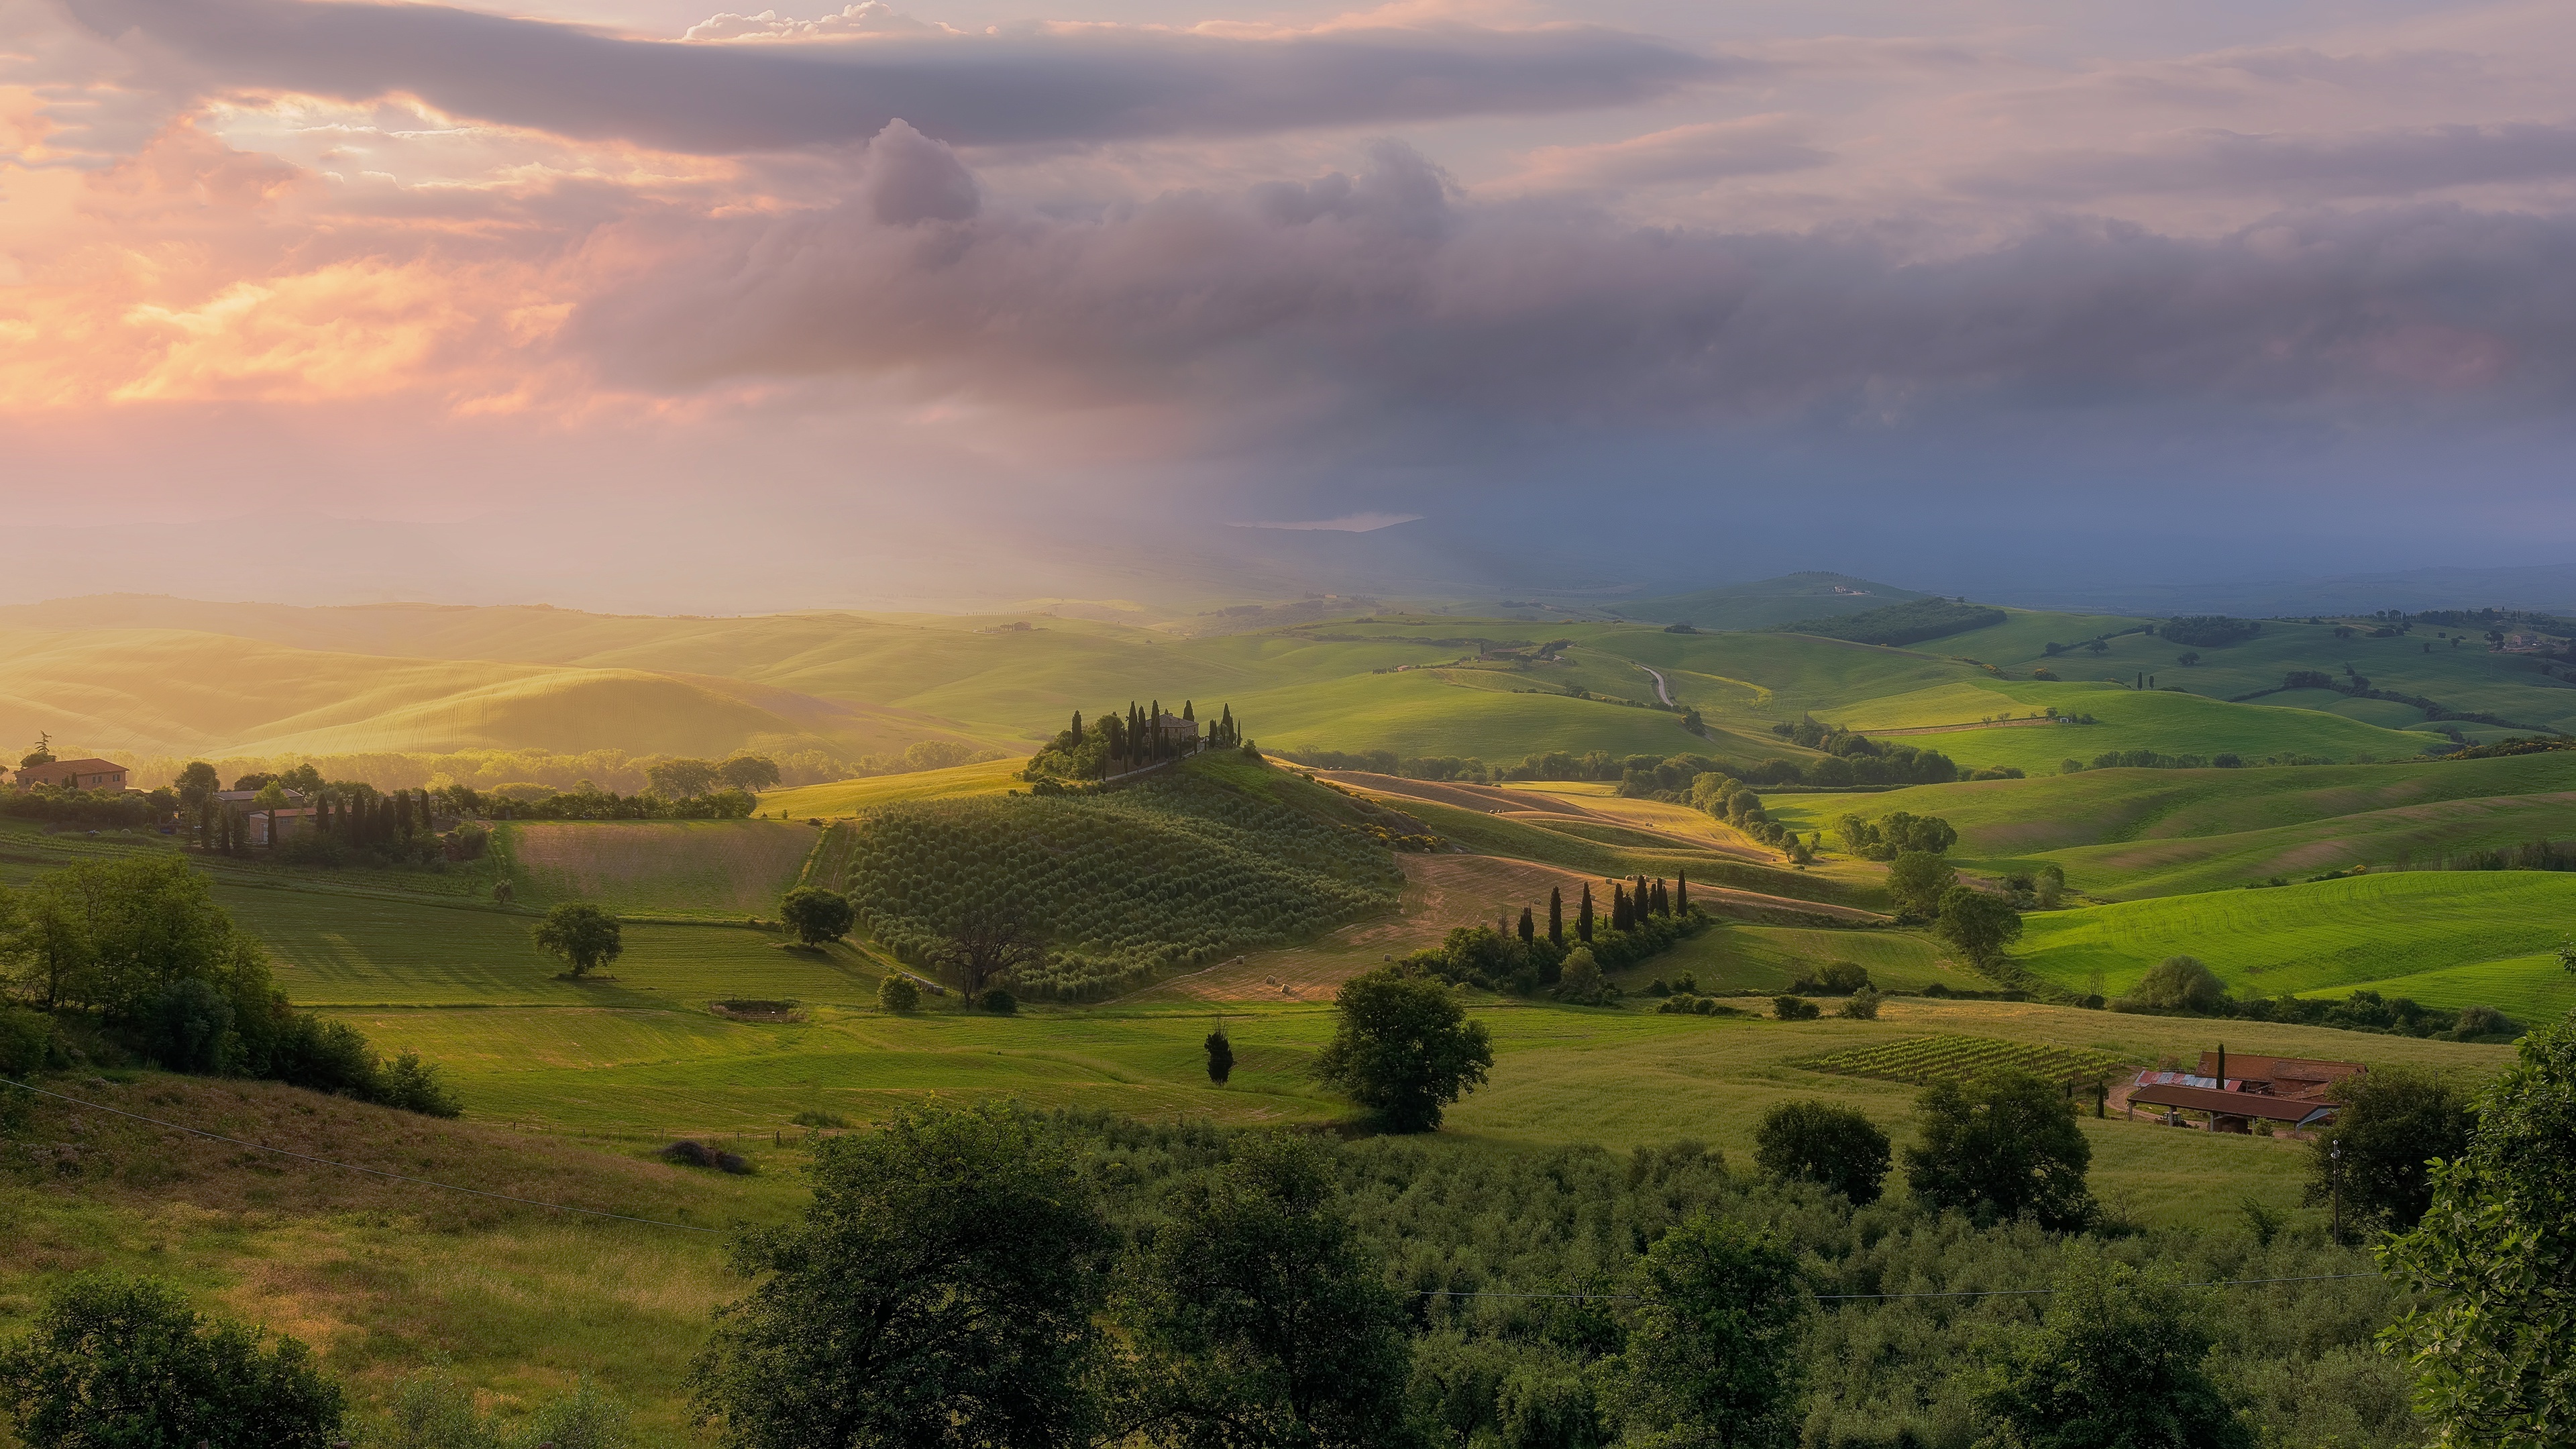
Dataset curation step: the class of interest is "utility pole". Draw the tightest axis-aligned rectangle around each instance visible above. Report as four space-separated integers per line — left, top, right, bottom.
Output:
2330 1138 2344 1245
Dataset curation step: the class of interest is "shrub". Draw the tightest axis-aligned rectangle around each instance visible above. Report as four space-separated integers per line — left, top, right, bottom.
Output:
1789 961 1872 995
144 978 237 1075
2122 955 2226 1014
1774 996 1821 1021
0 1274 345 1448
663 1140 755 1174
376 1052 464 1118
2449 1004 2516 1040
877 975 921 1014
792 1110 853 1128
0 1007 58 1078
979 987 1017 1014
1837 987 1882 1020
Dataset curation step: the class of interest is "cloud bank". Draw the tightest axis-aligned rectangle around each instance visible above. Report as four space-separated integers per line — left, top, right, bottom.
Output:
65 0 1726 151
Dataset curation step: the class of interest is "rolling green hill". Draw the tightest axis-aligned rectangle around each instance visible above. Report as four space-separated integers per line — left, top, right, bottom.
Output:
2012 871 2576 1018
1773 753 2576 898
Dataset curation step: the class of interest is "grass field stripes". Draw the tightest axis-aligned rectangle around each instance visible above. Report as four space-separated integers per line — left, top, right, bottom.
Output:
1792 1034 2137 1086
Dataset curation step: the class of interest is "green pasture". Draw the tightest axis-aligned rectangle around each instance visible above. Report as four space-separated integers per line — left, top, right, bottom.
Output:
1633 923 1970 993
501 818 816 917
1377 794 1876 910
1824 680 2436 770
1768 754 2576 897
1228 668 1718 764
2011 871 2576 1014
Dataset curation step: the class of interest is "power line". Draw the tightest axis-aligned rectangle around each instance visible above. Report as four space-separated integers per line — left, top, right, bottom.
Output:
1 1077 720 1234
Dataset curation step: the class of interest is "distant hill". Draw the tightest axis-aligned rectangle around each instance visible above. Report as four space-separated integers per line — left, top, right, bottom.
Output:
1772 597 2007 647
1610 572 1929 629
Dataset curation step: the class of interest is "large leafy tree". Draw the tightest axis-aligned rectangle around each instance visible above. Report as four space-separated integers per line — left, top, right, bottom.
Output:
777 886 855 947
533 902 623 979
1122 1134 1415 1448
2377 1012 2576 1444
0 1274 345 1449
1905 1069 2096 1230
1973 1249 2252 1449
1885 851 1958 919
1312 969 1493 1132
1933 886 2023 967
0 856 267 1018
1754 1100 1892 1205
1615 1214 1810 1448
2306 1065 2477 1236
718 754 782 792
692 1102 1115 1449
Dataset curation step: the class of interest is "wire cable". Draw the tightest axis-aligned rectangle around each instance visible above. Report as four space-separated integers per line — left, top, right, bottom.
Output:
2 1077 721 1234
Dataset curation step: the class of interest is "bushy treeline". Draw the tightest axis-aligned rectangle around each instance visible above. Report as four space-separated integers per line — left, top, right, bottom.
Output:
2249 670 2537 733
0 857 458 1113
1773 598 2008 647
2113 955 2519 1042
2061 747 2253 772
846 770 1401 999
2157 615 2265 648
127 745 861 796
0 784 179 831
1398 880 1705 999
484 786 757 821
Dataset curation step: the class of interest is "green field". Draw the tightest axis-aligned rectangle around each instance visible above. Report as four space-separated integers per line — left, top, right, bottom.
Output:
504 818 819 917
761 755 1027 815
2012 871 2576 1018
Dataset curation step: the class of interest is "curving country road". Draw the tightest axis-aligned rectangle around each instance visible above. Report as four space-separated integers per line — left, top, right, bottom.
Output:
1640 663 1677 707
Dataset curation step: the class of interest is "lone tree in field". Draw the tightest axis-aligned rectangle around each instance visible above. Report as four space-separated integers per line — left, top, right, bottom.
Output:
0 1273 347 1449
718 754 782 793
1616 1214 1811 1448
778 886 856 947
937 905 1044 999
2379 1012 2576 1442
1313 969 1493 1132
533 902 623 979
1205 1026 1234 1084
1754 1101 1892 1205
1975 1249 2251 1449
1905 1068 2096 1230
690 1103 1115 1449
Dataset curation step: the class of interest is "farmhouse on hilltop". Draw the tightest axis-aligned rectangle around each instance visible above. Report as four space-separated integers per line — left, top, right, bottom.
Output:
11 757 129 791
2125 1048 2363 1134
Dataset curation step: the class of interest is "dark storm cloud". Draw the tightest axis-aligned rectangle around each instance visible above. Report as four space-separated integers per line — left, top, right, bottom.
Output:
62 0 1729 152
1962 123 2576 203
568 127 2576 432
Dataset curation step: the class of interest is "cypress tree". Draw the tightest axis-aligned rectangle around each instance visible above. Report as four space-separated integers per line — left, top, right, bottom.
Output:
1612 885 1631 932
1676 871 1690 914
1578 884 1593 943
1634 875 1650 913
1548 888 1563 946
1219 704 1234 746
1653 879 1669 916
1183 700 1194 722
1517 906 1534 944
1071 710 1083 745
421 788 435 830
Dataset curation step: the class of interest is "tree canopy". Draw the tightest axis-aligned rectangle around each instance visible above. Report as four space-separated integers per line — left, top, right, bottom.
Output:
0 1274 345 1449
1312 969 1494 1132
2306 1065 2477 1235
2378 1012 2576 1443
690 1102 1116 1449
532 902 623 978
1904 1069 2096 1230
777 886 855 947
1754 1100 1892 1205
1973 1249 2252 1449
1615 1214 1811 1448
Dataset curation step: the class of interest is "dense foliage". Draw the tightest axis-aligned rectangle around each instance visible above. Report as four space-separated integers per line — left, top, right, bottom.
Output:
2304 1067 2477 1234
533 902 623 978
2157 615 2264 649
1754 1101 1892 1205
1972 1250 2253 1449
1774 598 2008 647
2114 957 2515 1041
0 857 459 1114
2379 1010 2576 1444
0 1274 345 1449
0 784 178 831
844 766 1402 999
1904 1069 2098 1231
687 1106 2424 1449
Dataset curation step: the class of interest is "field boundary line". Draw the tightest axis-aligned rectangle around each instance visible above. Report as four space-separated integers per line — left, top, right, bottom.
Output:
1 1079 722 1234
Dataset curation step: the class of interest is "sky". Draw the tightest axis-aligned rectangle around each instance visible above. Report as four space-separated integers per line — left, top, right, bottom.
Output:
3 0 2574 610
